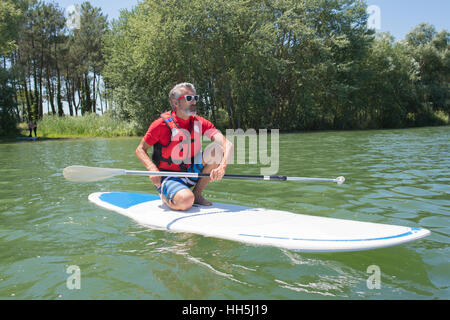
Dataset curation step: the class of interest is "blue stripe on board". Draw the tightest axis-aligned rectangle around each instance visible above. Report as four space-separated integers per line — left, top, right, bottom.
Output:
99 192 160 209
238 230 418 242
264 235 291 240
239 234 261 238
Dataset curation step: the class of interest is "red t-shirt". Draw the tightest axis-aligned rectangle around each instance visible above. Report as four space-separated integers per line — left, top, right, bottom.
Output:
144 111 218 147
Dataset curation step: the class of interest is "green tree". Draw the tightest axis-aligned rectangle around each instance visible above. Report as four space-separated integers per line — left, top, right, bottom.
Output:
104 0 375 132
0 0 25 136
0 0 22 55
406 24 449 123
357 33 421 128
103 0 448 133
406 23 437 47
70 2 108 114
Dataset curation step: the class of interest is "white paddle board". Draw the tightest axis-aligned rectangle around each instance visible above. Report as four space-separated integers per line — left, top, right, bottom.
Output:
88 192 430 252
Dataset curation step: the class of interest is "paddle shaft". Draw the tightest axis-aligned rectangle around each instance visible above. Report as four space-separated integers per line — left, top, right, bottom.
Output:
62 166 345 184
125 170 341 183
126 170 286 180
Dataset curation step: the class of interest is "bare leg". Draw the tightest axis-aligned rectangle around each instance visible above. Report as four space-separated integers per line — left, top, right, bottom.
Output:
193 144 223 206
161 143 223 210
162 188 195 211
192 163 217 206
161 160 217 209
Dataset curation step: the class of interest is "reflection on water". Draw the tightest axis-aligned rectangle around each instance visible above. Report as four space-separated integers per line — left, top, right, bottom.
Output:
0 128 448 299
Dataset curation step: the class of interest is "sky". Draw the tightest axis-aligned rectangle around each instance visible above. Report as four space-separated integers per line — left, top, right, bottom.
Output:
366 0 450 40
54 0 450 41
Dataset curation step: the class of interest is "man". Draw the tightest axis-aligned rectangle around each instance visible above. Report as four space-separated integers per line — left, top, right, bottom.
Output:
136 82 233 211
28 119 37 137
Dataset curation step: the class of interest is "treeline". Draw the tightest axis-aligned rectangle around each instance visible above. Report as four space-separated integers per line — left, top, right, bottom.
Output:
0 0 109 136
103 0 449 132
1 0 449 137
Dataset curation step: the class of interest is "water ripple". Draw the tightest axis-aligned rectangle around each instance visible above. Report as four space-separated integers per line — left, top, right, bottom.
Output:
0 128 448 299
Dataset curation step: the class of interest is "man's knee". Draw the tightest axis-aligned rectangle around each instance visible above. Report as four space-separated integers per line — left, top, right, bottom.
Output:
171 189 194 211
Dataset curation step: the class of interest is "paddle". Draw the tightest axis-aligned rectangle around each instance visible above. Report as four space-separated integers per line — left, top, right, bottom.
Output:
63 165 345 184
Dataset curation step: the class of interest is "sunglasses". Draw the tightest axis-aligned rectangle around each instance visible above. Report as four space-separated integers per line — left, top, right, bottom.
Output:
177 95 199 102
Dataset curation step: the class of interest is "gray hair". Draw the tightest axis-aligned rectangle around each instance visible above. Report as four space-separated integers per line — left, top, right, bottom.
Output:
169 82 196 109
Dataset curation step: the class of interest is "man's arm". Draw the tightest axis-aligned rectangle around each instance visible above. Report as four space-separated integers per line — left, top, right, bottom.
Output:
136 138 161 187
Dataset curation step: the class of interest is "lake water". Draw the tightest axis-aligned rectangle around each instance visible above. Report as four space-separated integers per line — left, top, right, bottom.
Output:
0 126 449 299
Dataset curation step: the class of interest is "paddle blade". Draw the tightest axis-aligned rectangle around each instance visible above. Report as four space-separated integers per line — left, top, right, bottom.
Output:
63 165 125 182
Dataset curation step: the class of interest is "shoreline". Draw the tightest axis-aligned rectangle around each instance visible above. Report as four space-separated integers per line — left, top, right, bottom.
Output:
2 124 448 143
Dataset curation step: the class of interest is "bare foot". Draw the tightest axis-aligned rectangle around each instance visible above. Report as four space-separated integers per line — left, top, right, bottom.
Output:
194 193 212 206
160 195 171 207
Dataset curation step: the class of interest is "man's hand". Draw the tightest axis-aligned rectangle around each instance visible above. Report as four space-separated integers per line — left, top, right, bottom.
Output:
209 131 233 182
150 175 161 188
136 138 162 188
210 164 226 181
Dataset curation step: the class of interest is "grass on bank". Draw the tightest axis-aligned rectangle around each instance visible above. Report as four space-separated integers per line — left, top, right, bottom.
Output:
15 109 449 139
20 113 139 138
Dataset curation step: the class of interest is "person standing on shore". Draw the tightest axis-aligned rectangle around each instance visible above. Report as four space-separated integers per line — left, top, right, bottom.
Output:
28 119 37 137
136 82 233 211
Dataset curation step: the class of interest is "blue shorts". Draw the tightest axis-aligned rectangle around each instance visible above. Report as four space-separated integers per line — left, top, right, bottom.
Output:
155 160 204 201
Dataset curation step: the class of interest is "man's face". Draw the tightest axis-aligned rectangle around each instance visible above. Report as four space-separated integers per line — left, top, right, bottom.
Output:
175 89 197 117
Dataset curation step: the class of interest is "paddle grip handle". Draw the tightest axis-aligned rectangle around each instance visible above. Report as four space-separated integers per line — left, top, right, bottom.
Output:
269 175 287 181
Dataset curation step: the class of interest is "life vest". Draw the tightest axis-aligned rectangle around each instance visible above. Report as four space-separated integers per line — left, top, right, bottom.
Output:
152 111 202 171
